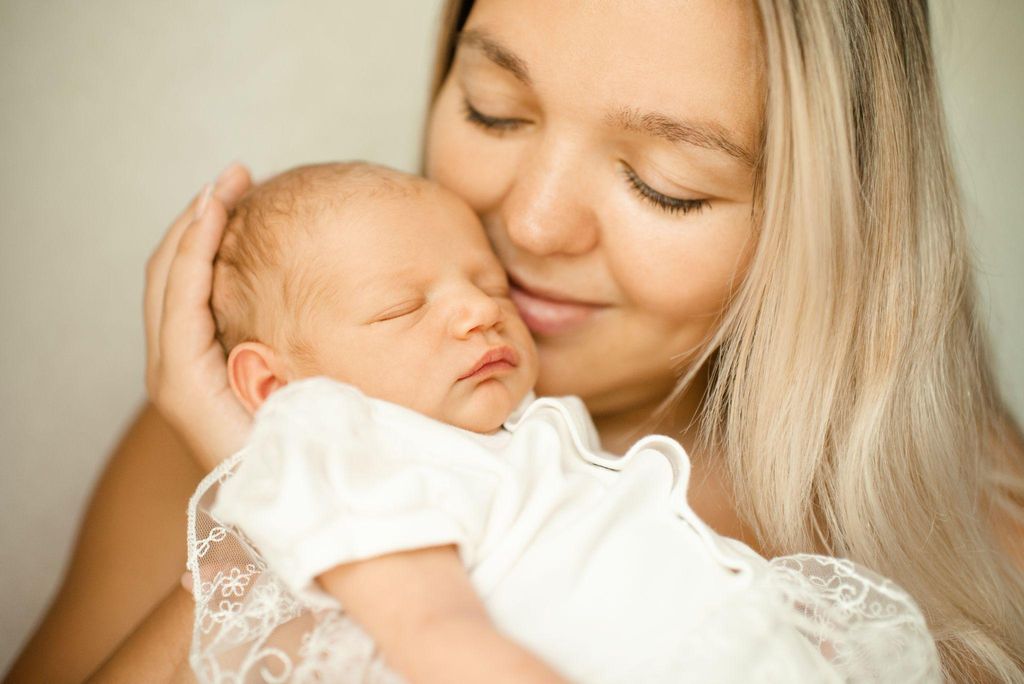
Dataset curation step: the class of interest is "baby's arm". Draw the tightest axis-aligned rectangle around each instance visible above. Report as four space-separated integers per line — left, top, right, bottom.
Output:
318 544 569 684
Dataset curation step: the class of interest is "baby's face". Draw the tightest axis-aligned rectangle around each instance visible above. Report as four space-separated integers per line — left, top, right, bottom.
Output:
289 183 539 433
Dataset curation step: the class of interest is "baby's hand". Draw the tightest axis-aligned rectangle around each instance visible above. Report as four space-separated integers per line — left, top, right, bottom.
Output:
144 164 253 470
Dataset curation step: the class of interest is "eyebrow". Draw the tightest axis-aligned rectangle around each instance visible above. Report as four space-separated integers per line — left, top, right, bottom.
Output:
457 29 753 167
609 108 755 167
457 28 532 86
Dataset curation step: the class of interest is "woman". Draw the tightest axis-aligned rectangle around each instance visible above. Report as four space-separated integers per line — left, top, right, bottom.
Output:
9 0 1024 681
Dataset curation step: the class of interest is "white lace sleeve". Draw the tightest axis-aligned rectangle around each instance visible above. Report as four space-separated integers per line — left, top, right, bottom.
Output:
662 549 941 682
186 452 406 684
766 554 941 682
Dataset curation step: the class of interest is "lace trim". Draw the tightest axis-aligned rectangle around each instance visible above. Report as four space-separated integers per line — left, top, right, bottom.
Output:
186 454 405 683
766 554 940 682
187 457 939 683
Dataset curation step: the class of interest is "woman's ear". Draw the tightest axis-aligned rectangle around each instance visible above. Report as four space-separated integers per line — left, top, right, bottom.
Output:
226 342 290 415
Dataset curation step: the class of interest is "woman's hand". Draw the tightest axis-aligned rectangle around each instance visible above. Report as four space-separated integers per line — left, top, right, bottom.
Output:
144 163 254 471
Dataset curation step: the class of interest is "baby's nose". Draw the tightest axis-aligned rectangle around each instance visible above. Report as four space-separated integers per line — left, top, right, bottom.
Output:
449 288 503 339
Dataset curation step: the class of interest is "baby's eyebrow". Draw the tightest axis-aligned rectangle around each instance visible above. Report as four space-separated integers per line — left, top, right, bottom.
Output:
351 264 421 292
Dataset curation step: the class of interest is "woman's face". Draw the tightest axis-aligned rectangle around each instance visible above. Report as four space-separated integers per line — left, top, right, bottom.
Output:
425 0 764 418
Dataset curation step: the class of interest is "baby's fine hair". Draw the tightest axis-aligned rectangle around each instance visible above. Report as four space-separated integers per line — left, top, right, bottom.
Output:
211 161 424 359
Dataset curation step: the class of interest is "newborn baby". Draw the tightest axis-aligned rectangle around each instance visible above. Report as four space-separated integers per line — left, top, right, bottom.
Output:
187 162 939 684
209 161 537 434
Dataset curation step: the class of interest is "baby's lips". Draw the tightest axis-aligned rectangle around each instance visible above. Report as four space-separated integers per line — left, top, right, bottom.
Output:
459 345 519 380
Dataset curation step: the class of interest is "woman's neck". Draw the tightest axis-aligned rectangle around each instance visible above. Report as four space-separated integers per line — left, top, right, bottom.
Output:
592 370 708 458
592 368 764 554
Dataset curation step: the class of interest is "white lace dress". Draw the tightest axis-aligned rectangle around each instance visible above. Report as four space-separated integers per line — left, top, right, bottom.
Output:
187 377 940 683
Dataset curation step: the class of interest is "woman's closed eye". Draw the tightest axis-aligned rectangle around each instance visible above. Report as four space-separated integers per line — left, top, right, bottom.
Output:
462 96 710 217
462 98 530 134
621 164 710 216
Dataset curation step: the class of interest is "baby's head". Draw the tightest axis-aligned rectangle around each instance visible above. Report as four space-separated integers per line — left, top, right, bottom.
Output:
212 162 538 433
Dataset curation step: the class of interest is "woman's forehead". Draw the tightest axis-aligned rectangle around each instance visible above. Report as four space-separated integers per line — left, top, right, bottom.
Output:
460 0 765 161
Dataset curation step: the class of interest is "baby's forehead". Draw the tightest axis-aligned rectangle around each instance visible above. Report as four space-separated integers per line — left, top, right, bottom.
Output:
272 165 489 283
239 160 498 288
301 177 457 254
260 164 440 252
291 168 479 248
289 164 430 218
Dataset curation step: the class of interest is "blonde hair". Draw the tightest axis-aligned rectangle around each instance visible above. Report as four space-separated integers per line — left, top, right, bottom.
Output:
429 1 1024 680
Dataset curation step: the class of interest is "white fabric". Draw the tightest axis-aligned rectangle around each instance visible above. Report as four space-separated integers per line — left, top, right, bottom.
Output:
188 376 940 683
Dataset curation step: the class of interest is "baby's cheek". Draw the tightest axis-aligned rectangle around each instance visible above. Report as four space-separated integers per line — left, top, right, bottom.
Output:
505 308 540 379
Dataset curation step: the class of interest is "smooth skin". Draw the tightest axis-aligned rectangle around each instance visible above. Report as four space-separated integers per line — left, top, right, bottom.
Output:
226 179 539 434
7 0 1022 681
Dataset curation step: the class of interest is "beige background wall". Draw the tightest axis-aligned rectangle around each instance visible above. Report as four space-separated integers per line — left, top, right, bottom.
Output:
1 0 1021 671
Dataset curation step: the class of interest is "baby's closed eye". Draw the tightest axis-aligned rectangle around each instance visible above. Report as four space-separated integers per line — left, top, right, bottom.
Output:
371 299 426 323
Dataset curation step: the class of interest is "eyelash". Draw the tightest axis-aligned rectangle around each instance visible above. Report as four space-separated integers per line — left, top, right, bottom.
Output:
462 99 526 134
463 98 709 217
374 302 424 323
621 165 709 216
372 283 507 323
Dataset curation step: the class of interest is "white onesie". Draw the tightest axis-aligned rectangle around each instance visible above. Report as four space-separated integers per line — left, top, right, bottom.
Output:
187 377 939 683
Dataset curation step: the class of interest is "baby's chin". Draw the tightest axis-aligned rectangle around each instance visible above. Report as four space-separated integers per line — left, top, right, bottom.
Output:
445 380 528 434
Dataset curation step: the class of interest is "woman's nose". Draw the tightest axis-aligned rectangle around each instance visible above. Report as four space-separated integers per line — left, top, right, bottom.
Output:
501 138 600 257
448 287 504 340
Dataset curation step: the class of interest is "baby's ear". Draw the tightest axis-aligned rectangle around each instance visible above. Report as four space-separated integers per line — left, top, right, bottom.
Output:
226 342 289 415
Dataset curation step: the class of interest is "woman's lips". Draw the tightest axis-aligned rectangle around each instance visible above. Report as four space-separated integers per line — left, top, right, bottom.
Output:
508 278 608 337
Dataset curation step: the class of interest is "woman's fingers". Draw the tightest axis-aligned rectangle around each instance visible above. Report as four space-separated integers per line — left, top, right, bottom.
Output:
144 184 213 390
144 164 252 394
160 194 230 372
136 163 256 468
158 164 251 371
212 162 252 210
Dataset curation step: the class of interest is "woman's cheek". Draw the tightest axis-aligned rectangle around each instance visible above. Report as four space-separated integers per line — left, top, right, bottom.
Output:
606 203 754 320
425 90 513 214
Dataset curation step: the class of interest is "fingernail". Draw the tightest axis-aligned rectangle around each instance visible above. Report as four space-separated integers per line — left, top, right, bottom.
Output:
215 162 240 188
180 571 194 593
194 184 213 220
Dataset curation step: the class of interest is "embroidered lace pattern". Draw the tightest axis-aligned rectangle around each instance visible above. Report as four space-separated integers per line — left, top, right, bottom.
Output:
187 453 405 684
765 554 940 681
187 455 939 683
